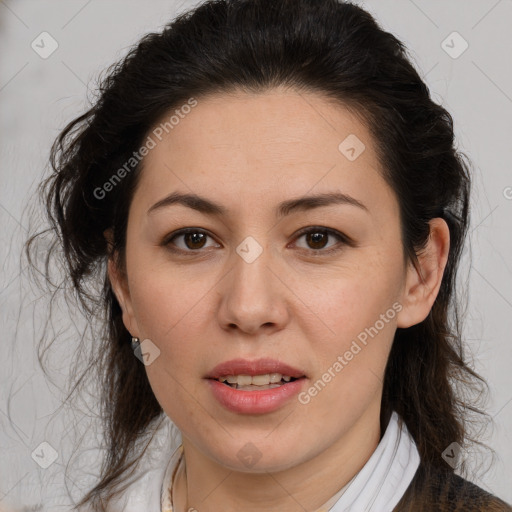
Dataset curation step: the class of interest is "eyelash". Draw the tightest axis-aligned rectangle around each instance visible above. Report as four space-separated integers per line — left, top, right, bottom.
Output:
162 226 353 256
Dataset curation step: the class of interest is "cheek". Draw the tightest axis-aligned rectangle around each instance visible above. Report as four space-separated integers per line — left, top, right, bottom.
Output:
130 279 210 382
128 271 210 427
127 252 216 340
125 253 219 385
298 259 401 343
299 261 401 394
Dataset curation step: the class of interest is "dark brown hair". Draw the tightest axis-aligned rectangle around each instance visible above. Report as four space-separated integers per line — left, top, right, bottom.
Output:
26 0 493 509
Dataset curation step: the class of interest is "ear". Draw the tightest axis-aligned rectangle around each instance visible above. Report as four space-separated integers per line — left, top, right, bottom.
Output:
104 228 140 337
396 218 450 328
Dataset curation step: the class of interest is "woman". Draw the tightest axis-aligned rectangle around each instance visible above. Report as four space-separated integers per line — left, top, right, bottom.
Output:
25 0 511 510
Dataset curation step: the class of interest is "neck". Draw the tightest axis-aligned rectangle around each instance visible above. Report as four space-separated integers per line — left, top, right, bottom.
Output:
174 403 381 512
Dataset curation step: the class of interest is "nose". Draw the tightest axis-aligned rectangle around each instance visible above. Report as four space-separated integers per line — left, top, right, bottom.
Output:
216 241 290 336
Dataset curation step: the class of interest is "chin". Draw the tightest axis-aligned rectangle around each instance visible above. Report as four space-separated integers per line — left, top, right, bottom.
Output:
203 436 308 474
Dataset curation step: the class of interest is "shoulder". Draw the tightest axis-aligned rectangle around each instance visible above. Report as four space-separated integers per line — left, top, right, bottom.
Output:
394 462 512 511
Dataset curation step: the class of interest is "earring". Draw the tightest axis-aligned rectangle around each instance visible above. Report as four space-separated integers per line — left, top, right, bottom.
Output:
131 337 140 351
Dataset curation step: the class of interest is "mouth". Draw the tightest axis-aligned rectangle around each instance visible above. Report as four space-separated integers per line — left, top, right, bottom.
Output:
205 358 307 414
215 373 300 391
205 357 307 382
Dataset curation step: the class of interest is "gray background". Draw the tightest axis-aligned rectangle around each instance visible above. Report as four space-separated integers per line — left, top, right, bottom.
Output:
1 0 511 509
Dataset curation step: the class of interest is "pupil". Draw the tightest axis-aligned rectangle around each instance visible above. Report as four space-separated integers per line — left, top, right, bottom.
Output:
307 232 327 249
186 232 206 249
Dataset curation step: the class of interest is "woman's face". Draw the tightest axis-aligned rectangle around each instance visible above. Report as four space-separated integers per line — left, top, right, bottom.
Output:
111 88 427 473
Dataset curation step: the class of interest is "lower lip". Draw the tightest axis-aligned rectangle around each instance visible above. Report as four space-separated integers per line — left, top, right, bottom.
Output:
206 378 306 414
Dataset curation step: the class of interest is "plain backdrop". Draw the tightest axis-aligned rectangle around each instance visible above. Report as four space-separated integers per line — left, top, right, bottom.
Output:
1 0 511 509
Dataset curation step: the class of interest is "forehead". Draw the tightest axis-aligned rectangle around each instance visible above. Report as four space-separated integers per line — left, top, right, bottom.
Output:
134 88 397 220
149 89 369 163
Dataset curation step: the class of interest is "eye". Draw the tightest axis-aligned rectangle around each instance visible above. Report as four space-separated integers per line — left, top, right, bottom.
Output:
163 228 220 253
292 226 352 255
162 226 353 255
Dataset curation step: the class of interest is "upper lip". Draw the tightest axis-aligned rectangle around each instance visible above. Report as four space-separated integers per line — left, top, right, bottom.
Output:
206 358 307 379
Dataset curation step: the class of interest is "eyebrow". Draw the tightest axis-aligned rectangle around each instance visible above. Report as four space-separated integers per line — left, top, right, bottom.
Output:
147 191 369 218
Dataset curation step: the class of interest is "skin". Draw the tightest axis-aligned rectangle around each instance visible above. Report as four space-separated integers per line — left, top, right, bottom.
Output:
108 87 450 511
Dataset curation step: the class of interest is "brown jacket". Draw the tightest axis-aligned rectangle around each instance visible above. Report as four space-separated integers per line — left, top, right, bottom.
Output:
394 462 512 511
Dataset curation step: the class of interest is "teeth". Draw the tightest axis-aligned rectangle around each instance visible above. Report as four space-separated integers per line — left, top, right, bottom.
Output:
236 375 253 386
270 373 284 383
252 374 271 385
218 373 294 386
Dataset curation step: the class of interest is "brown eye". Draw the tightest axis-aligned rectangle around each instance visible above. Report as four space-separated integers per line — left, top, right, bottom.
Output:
163 228 219 253
293 227 352 255
305 231 330 250
182 231 207 249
